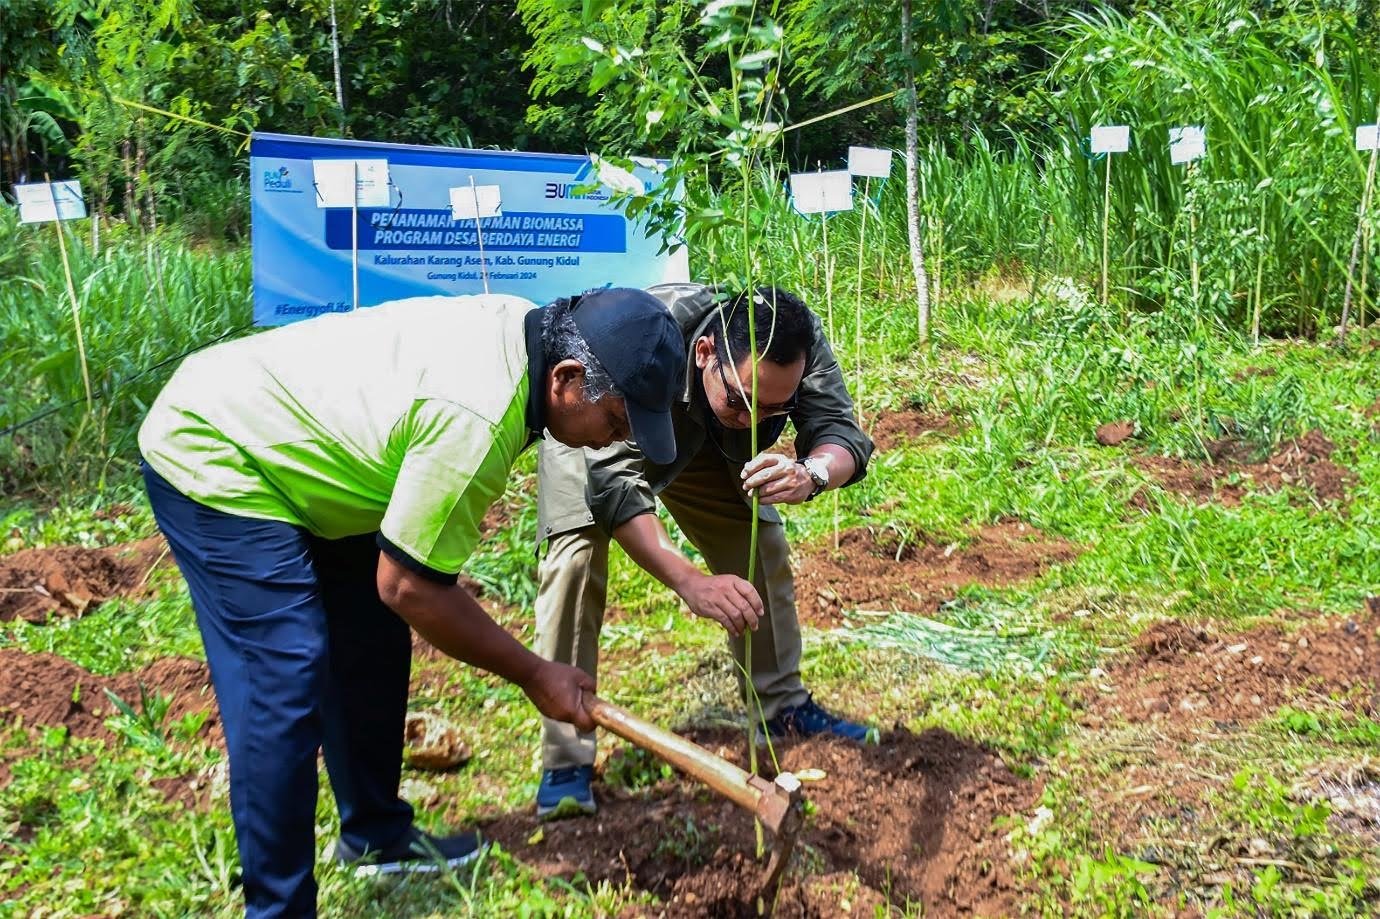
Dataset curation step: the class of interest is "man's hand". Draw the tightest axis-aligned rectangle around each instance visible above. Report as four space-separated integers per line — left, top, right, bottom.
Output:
741 452 815 505
678 572 763 637
522 660 597 733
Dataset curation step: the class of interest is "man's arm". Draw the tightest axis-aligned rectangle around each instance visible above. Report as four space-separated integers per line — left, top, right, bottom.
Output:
612 512 762 637
377 553 596 732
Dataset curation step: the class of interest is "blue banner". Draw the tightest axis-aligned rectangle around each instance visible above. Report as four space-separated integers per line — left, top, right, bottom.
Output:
250 133 688 326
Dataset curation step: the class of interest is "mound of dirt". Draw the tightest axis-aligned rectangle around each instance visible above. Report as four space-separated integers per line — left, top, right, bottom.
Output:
0 538 168 623
868 409 957 453
1133 429 1356 508
1086 609 1378 728
0 648 219 746
1095 420 1135 447
794 521 1079 628
481 728 1038 917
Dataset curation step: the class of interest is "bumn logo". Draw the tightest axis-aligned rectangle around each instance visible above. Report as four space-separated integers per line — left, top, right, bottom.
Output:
263 166 293 190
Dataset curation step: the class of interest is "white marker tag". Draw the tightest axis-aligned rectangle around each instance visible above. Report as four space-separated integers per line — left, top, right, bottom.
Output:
1090 125 1130 154
1357 124 1379 152
847 146 893 178
790 170 853 215
450 184 503 220
1168 126 1206 165
312 159 391 207
16 181 87 223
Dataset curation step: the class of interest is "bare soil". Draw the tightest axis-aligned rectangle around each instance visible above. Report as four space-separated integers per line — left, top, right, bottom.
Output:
1133 429 1355 507
0 538 168 623
480 727 1039 918
868 409 958 453
1083 608 1378 729
778 407 957 460
0 649 219 747
794 521 1080 628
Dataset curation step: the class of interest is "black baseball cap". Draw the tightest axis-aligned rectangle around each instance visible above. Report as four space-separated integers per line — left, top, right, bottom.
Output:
571 287 685 465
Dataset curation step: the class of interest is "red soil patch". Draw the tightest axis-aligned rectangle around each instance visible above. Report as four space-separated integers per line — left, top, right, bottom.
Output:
777 408 956 461
0 649 220 747
794 521 1079 627
1095 420 1135 446
1084 610 1378 728
1133 429 1355 508
868 409 957 452
0 538 168 623
481 728 1038 917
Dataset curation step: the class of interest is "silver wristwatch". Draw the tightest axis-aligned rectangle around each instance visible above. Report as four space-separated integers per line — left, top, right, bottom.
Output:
798 457 829 501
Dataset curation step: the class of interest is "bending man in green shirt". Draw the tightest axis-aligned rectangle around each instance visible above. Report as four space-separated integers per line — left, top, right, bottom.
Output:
138 288 685 919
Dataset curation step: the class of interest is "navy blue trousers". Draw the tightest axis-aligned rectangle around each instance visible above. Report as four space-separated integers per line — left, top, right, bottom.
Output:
143 462 414 918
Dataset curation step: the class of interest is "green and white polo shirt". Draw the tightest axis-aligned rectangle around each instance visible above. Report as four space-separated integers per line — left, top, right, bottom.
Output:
138 294 545 581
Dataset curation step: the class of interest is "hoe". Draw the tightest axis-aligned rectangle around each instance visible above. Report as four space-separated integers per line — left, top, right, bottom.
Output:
583 692 806 909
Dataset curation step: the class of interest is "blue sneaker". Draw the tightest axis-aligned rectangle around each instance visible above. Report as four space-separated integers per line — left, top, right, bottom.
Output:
536 765 597 819
764 694 871 743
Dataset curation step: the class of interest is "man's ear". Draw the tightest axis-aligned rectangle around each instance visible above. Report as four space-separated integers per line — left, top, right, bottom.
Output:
693 335 715 370
549 359 587 401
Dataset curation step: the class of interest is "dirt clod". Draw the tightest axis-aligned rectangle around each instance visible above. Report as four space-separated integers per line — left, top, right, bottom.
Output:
0 538 168 623
482 728 1039 917
795 521 1079 627
1095 420 1135 446
403 710 471 770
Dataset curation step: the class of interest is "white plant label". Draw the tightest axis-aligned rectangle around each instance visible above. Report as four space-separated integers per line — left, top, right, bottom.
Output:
312 158 391 207
847 146 893 178
1090 125 1130 154
1168 126 1206 165
449 184 502 221
1356 124 1380 152
15 181 86 223
790 170 853 215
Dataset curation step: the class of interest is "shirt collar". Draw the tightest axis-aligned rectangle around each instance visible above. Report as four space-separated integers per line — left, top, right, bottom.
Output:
524 307 547 441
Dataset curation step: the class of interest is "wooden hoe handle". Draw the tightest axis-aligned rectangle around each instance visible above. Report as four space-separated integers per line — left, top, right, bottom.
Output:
583 693 799 835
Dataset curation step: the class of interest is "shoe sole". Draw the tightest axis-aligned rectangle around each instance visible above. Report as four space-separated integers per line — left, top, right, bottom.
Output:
536 796 597 820
347 844 486 879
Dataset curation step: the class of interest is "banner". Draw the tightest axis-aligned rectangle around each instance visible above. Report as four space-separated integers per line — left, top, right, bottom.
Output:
249 133 689 325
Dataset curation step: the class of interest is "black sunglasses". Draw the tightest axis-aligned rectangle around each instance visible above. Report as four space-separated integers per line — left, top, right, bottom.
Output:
714 358 797 416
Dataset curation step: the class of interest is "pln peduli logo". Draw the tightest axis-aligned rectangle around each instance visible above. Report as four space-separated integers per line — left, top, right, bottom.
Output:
263 166 293 191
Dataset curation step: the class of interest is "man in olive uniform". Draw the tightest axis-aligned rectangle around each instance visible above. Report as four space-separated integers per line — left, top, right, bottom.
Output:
532 283 874 816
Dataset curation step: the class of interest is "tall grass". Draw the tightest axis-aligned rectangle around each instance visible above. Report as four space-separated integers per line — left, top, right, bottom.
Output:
0 207 250 492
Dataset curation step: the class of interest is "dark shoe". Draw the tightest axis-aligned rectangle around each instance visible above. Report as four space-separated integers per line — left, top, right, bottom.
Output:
764 694 871 743
536 764 597 819
333 826 484 878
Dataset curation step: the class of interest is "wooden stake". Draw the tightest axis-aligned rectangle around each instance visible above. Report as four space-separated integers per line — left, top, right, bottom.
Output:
46 176 93 411
351 160 360 310
1186 161 1201 311
1339 134 1379 343
854 176 869 428
1100 152 1112 306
